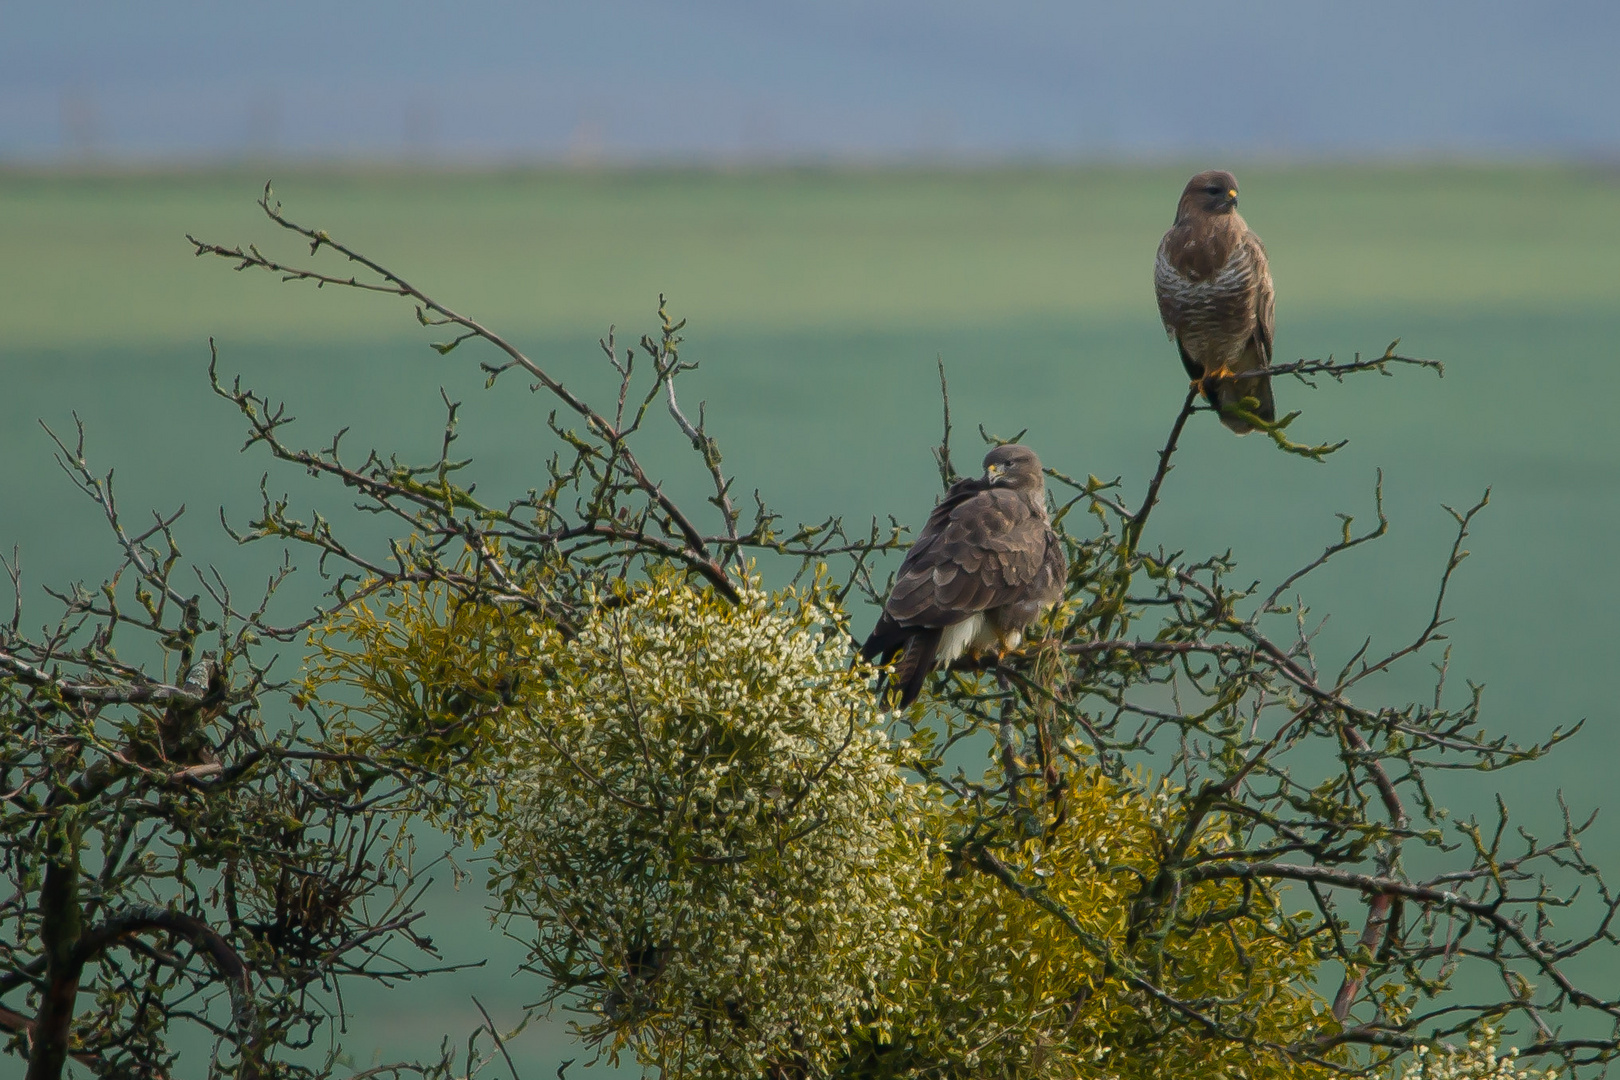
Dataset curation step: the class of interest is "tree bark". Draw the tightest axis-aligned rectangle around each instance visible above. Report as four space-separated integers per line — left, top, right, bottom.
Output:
27 828 83 1080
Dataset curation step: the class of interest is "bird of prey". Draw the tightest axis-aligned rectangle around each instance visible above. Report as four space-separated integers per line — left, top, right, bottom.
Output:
1154 169 1276 434
861 444 1067 708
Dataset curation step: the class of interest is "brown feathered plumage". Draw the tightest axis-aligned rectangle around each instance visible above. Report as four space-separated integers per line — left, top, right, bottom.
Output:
860 444 1067 708
1154 169 1276 434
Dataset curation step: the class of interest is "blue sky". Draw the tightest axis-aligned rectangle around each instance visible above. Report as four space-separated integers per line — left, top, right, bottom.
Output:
4 0 1618 161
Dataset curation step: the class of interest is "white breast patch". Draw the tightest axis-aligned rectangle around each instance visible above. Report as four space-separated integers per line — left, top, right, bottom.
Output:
938 613 1012 666
938 614 985 666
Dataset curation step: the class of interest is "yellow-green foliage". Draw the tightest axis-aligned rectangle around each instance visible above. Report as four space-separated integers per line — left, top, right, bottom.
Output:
865 773 1336 1080
304 574 529 834
305 567 1337 1080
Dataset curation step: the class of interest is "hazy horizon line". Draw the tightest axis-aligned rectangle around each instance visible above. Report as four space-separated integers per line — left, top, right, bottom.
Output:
6 149 1619 176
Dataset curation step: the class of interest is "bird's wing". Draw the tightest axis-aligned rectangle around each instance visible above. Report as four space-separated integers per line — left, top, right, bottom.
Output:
883 488 1052 629
1209 232 1278 432
1036 526 1068 607
1247 232 1274 366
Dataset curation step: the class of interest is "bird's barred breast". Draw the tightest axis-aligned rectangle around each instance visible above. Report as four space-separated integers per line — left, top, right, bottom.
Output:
1155 245 1257 354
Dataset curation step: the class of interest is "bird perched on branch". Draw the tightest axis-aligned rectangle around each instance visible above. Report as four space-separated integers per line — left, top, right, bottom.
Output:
1154 169 1276 434
861 444 1066 708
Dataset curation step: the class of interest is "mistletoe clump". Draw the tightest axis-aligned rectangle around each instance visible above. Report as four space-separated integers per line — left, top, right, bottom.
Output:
487 572 931 1078
1400 1028 1560 1080
866 772 1336 1080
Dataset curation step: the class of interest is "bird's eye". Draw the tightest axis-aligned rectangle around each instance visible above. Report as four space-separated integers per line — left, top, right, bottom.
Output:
1204 186 1224 195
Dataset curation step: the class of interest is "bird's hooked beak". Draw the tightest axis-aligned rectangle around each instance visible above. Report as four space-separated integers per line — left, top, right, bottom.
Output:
1226 187 1239 206
985 463 1005 484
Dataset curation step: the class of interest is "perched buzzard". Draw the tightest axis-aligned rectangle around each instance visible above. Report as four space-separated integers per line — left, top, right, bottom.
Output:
1154 169 1276 434
861 444 1067 708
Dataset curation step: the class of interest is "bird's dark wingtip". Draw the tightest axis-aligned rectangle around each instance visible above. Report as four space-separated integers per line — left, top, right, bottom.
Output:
860 613 905 664
892 627 943 709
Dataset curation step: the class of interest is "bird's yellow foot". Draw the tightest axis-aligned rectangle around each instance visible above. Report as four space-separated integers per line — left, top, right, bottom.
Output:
966 645 1008 667
991 636 1027 663
1204 363 1237 381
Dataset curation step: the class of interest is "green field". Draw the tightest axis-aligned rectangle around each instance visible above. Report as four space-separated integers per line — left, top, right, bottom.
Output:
4 164 1620 1071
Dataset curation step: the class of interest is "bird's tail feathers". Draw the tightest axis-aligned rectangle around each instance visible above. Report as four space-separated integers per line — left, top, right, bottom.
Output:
860 614 907 664
892 628 943 709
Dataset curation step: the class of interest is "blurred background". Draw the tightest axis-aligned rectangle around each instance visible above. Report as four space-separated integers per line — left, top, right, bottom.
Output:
5 1 1620 1075
7 0 1620 162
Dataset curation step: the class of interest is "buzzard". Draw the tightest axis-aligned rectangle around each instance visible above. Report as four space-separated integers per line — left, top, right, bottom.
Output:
861 444 1067 708
1154 169 1276 434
